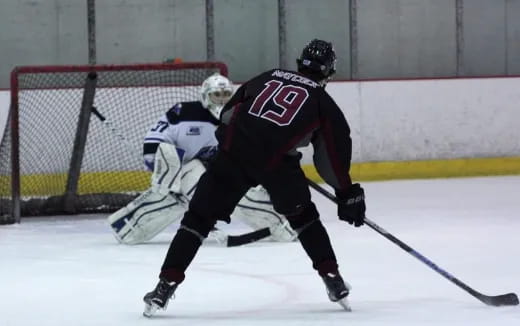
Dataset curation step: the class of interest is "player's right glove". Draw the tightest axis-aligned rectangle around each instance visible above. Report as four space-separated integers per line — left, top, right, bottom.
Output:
336 183 366 227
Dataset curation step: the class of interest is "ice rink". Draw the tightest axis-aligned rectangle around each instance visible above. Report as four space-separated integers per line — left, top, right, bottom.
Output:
1 176 519 326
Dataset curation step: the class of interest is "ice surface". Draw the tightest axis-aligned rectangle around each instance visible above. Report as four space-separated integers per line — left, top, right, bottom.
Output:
1 176 519 325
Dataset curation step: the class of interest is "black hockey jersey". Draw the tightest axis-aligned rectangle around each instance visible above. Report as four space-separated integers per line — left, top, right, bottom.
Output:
216 69 353 191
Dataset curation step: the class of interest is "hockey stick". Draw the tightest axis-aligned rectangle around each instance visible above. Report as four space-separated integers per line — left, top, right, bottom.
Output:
221 227 271 247
307 179 519 307
91 106 271 247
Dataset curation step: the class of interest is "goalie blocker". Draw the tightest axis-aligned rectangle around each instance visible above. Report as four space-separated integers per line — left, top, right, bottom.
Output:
107 143 296 245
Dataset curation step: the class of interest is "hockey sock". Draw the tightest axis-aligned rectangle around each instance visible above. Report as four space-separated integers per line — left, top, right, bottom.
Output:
297 219 338 274
287 202 338 274
316 260 339 277
160 210 215 282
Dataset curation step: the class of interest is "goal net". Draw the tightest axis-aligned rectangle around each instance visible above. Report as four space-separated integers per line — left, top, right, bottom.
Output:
0 62 228 224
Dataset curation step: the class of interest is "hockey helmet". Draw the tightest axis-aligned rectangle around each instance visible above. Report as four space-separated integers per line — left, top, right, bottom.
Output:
200 73 234 119
296 39 337 85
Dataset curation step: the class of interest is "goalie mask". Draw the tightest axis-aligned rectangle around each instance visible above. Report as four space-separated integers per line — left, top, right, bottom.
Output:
200 73 234 120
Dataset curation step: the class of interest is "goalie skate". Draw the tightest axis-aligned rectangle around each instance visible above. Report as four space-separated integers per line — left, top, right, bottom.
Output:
322 272 352 311
143 279 178 317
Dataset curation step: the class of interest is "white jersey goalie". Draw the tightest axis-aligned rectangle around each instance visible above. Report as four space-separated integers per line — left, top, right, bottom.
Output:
107 73 296 245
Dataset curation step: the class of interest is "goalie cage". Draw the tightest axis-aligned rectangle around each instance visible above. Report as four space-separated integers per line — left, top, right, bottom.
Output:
0 62 228 224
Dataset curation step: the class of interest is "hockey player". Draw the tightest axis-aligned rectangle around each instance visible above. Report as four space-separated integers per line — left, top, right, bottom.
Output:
142 39 366 316
107 73 296 245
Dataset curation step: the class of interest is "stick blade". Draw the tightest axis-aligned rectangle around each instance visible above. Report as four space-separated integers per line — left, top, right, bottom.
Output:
226 227 271 247
480 292 519 307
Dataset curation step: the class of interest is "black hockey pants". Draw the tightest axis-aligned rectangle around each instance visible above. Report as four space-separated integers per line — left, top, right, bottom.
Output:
160 151 338 282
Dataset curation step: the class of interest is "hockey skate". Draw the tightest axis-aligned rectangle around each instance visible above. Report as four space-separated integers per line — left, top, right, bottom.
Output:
143 278 178 317
321 272 352 311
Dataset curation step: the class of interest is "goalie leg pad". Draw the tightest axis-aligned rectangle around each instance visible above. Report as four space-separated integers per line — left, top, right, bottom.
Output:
108 189 187 245
179 159 207 201
232 186 297 242
152 143 182 194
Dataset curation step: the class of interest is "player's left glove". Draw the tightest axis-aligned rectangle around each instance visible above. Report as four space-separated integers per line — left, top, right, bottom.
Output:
336 183 366 227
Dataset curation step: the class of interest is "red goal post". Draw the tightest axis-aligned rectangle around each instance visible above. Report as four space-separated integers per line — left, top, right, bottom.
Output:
0 62 228 224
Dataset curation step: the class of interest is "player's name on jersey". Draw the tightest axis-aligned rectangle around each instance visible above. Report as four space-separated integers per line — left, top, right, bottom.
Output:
271 70 319 88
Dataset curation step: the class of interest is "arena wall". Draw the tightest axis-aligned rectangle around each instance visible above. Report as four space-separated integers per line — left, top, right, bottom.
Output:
1 76 519 184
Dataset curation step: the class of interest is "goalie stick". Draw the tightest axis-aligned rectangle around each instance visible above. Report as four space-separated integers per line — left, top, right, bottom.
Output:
91 106 271 247
307 179 519 307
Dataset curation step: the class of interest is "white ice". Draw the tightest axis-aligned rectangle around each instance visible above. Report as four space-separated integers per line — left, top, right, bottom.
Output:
1 176 519 326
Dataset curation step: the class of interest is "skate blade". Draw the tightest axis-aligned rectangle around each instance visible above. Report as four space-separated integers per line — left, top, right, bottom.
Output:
143 302 159 318
337 297 352 312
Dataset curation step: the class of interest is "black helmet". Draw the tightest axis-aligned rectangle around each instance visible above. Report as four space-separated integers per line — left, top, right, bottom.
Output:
296 39 336 83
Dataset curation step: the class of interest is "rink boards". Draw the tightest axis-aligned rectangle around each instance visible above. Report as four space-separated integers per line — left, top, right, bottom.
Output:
1 77 520 196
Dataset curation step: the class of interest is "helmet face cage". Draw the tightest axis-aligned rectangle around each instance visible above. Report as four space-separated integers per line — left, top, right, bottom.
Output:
208 89 233 105
296 39 337 85
200 74 234 119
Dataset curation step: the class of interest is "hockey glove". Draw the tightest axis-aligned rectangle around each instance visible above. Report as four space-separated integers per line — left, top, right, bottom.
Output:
336 183 366 227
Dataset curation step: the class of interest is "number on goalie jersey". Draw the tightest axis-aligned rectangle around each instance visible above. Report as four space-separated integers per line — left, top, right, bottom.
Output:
107 73 296 245
142 101 219 171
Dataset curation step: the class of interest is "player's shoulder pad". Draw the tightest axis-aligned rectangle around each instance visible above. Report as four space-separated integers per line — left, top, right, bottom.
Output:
318 87 335 102
318 89 343 115
166 101 218 125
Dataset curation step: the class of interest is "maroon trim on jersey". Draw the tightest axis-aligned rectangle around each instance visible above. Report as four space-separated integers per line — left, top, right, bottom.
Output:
222 103 242 151
249 80 282 116
321 118 351 189
267 119 320 169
